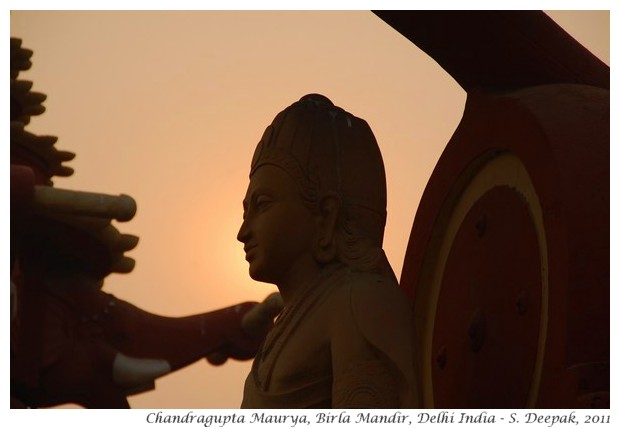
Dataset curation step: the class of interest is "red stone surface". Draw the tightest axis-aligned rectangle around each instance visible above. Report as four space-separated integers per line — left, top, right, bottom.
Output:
432 186 542 408
401 85 609 408
373 11 609 92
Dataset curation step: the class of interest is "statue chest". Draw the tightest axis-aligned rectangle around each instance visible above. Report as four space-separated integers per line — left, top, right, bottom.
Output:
252 302 334 394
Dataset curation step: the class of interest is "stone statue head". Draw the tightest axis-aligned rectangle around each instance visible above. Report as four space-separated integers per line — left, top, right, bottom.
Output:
239 94 396 287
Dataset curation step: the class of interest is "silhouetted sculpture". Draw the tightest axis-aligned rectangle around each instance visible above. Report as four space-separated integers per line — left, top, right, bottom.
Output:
374 11 609 408
238 94 418 408
10 37 281 409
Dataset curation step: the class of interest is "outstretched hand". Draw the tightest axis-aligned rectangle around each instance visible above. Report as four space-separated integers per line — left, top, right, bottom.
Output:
206 293 283 365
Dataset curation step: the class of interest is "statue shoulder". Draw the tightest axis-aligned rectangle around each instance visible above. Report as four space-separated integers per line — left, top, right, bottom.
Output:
326 270 413 351
346 271 413 344
328 270 419 408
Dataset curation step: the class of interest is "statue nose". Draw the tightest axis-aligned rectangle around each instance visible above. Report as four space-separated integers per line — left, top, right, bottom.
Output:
237 218 250 243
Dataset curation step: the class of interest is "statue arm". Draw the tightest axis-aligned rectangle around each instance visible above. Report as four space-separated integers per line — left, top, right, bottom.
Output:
104 296 262 369
330 277 419 408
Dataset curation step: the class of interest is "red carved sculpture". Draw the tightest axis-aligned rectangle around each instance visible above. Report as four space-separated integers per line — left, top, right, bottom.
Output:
374 11 609 408
10 38 281 409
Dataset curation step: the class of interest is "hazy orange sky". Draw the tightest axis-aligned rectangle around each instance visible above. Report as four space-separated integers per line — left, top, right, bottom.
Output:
9 10 610 409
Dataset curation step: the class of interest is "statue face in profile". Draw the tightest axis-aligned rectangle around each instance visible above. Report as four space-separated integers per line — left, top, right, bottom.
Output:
237 164 319 288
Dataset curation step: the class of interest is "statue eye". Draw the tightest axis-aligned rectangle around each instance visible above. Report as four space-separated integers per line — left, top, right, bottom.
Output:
256 195 273 210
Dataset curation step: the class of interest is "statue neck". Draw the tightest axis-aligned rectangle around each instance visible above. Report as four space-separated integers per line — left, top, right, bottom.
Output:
277 261 342 305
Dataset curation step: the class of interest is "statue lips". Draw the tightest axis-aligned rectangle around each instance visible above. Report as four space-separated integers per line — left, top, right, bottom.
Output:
244 244 258 261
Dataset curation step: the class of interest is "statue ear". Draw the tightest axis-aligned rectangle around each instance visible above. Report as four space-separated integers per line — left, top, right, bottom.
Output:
314 194 340 263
